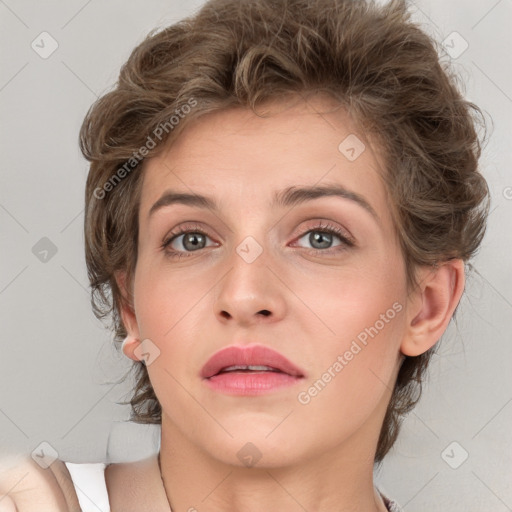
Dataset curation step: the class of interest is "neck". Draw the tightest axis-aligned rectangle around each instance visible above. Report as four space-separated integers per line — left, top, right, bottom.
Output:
158 416 388 512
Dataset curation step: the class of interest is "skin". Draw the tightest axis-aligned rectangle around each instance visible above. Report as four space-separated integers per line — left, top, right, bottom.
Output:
0 456 77 512
118 93 465 512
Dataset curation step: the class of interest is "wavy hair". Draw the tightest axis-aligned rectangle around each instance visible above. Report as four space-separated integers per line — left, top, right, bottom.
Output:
80 0 490 463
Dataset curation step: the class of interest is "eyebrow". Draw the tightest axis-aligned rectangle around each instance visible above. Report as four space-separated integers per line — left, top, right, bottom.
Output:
148 184 379 223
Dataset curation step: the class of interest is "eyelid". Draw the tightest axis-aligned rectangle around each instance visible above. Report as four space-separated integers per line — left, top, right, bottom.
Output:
294 220 354 243
290 220 356 251
162 222 217 247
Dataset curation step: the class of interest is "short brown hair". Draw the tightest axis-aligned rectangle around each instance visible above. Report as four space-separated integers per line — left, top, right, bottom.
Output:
80 0 490 463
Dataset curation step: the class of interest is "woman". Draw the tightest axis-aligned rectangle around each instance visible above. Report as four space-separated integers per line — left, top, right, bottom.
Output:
0 0 489 510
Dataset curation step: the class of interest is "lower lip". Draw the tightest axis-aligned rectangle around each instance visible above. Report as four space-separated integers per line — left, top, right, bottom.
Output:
204 371 303 395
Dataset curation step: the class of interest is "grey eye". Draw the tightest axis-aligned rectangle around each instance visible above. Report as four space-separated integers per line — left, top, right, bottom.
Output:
296 230 343 250
167 232 213 252
308 231 334 249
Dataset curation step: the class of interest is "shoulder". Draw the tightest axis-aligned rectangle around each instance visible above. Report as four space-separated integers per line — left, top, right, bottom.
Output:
0 454 80 512
105 454 170 511
105 454 159 498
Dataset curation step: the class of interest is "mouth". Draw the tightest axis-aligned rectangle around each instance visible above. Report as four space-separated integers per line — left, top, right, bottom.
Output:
201 345 306 395
216 364 286 374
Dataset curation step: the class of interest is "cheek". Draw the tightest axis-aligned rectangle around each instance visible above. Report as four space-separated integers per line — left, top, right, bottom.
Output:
131 260 215 404
293 255 406 400
131 261 208 415
294 305 406 442
294 255 405 346
132 256 214 339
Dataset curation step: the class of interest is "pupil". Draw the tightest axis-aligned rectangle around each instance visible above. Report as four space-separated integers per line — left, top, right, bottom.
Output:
311 231 332 249
184 233 205 251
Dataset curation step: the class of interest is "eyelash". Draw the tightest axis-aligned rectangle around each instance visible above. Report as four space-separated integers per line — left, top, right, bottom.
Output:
161 221 355 260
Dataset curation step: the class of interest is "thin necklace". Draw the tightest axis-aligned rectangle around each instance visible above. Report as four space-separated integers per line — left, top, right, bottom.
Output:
158 451 173 511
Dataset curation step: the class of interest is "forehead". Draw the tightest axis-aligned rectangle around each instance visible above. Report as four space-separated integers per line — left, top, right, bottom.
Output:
139 95 393 231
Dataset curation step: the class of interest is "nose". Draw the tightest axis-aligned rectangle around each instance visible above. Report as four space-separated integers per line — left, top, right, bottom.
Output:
213 240 287 327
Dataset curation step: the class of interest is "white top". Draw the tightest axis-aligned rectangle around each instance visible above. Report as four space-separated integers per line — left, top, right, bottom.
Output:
63 461 403 512
64 462 110 512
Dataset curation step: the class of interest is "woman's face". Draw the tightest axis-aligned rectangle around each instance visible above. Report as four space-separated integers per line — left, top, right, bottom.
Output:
127 95 411 467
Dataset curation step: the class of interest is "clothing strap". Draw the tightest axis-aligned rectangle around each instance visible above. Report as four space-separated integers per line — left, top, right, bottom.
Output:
63 462 110 512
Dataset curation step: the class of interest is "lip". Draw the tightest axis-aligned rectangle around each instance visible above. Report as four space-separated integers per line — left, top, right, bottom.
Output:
200 344 306 395
201 344 305 379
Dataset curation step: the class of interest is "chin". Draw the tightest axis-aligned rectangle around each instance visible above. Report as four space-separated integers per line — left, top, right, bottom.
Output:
199 428 312 469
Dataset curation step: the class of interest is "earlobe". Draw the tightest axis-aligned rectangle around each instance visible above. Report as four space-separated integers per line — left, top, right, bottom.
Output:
401 259 465 357
122 335 142 362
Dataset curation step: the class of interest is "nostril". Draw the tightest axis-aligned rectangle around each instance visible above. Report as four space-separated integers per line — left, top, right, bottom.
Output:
258 310 271 316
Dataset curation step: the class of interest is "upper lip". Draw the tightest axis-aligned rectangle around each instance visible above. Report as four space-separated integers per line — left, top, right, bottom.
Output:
200 344 306 379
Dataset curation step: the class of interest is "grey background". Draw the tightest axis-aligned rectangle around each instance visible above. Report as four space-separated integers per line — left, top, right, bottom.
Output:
1 1 511 510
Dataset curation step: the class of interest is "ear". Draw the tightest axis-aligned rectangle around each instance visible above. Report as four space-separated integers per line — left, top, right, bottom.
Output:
401 259 465 357
115 270 142 362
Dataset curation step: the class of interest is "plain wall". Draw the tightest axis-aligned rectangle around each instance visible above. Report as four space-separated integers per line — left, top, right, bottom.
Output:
1 1 511 510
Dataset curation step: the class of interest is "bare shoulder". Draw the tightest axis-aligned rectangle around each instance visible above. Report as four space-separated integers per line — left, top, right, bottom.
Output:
0 454 80 512
105 454 170 511
105 455 158 498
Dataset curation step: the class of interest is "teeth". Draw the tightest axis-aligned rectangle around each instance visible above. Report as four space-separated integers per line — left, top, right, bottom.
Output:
220 365 280 373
